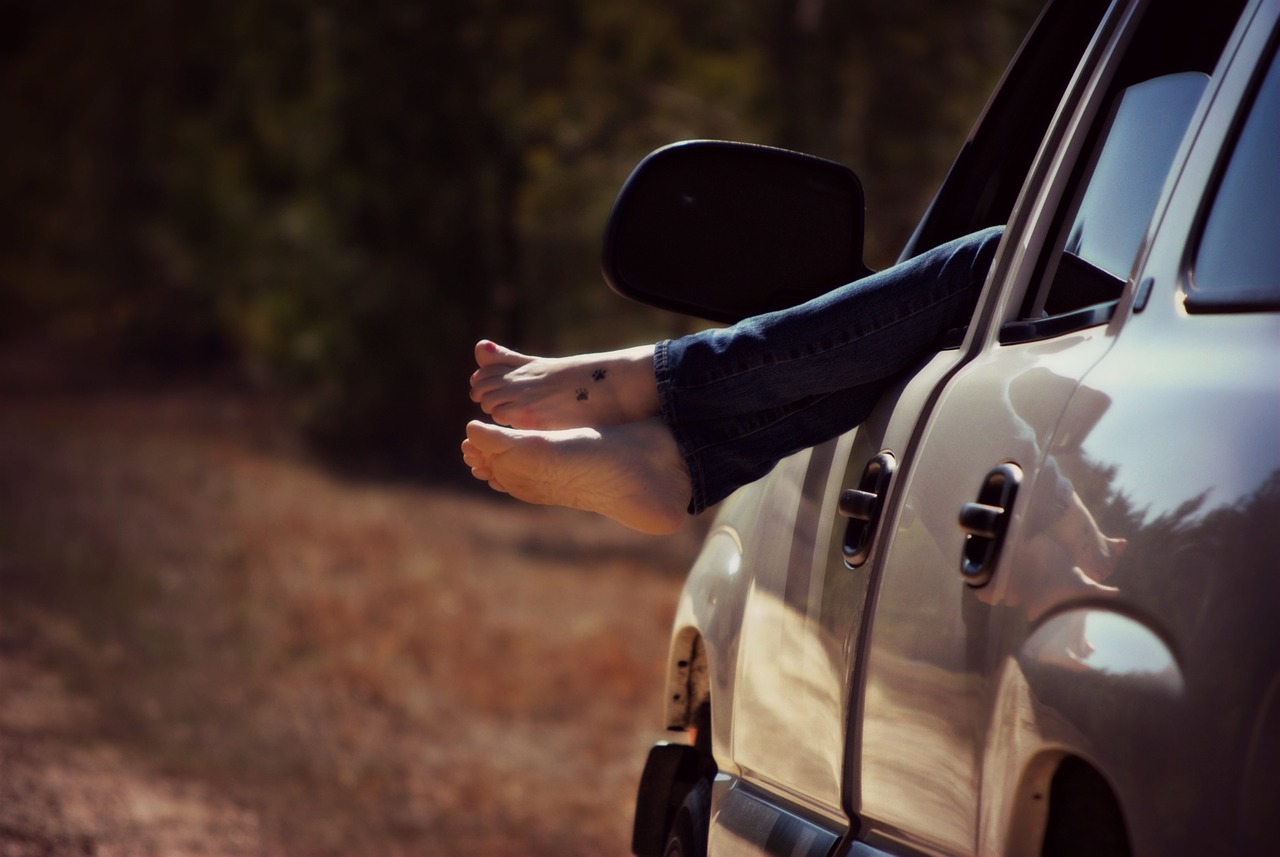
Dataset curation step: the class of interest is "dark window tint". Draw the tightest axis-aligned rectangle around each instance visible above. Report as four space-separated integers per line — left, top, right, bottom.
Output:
1034 73 1208 320
1003 0 1250 341
1065 74 1209 280
1190 46 1280 309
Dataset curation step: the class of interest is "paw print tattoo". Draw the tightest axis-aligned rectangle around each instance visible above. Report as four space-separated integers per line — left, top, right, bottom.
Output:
576 387 589 401
592 368 607 381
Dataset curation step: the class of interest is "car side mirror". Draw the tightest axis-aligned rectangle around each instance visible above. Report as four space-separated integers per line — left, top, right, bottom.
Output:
601 140 873 324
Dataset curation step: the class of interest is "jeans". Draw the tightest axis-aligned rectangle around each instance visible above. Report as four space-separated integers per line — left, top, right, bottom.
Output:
654 226 1005 513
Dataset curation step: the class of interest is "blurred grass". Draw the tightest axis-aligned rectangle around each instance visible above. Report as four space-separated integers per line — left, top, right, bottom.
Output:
0 352 705 855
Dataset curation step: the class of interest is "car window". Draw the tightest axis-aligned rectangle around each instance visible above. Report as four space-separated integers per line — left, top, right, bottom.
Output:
1003 0 1248 341
1036 73 1209 318
1188 43 1280 310
1063 74 1209 282
902 0 1112 258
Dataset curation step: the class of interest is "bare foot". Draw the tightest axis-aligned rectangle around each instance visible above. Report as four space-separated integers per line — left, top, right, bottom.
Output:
469 340 660 430
460 418 691 535
1051 492 1128 582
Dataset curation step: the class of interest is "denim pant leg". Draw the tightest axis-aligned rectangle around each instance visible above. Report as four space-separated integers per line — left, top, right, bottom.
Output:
655 226 1004 513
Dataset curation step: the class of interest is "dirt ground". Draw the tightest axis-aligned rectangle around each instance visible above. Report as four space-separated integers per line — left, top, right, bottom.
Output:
0 348 705 856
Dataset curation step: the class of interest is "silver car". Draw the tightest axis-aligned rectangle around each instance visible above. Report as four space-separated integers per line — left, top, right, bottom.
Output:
607 0 1280 854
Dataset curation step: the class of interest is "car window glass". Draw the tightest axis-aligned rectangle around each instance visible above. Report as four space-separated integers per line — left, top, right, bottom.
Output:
903 0 1112 257
1065 73 1209 279
1004 0 1248 336
1190 45 1280 308
1035 73 1208 318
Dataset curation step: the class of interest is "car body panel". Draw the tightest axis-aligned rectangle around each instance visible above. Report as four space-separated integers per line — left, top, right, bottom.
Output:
666 341 975 826
857 324 1118 854
857 4 1279 855
637 0 1280 855
1003 10 1280 851
728 345 972 822
709 775 841 857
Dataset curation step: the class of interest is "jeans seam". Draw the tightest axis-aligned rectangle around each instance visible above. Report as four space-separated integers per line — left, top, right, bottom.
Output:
671 286 968 394
656 340 710 513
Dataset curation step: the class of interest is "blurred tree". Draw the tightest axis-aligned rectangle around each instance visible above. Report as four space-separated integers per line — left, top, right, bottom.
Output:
0 0 1041 470
0 0 223 365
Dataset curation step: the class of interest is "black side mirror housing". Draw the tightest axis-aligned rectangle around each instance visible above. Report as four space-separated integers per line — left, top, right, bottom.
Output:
602 140 872 324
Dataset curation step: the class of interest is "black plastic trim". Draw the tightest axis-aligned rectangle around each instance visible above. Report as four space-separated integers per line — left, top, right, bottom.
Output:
1183 291 1280 314
998 301 1117 345
601 140 871 324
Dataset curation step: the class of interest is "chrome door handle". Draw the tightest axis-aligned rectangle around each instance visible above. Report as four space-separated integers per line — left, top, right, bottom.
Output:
839 452 895 568
958 463 1022 587
958 502 1004 539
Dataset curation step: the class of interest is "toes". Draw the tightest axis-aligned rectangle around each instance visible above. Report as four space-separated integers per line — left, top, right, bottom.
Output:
474 340 502 366
490 403 538 429
474 340 532 368
469 364 509 386
468 365 526 414
465 420 518 454
463 429 506 490
460 437 489 473
462 433 503 483
468 365 516 403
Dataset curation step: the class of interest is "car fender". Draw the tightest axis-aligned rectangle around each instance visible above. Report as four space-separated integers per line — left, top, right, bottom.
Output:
976 608 1184 856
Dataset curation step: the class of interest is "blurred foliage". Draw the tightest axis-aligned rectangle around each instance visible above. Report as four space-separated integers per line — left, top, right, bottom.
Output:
0 0 1040 469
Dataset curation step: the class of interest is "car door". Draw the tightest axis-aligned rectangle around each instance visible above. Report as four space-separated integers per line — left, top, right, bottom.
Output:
708 0 1119 849
989 8 1280 853
849 0 1254 853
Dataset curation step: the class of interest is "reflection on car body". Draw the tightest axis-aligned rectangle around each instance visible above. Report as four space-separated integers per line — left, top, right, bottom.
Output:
618 0 1280 855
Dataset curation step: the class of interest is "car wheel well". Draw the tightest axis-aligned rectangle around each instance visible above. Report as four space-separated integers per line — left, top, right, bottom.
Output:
666 629 711 731
1040 756 1131 857
632 700 716 857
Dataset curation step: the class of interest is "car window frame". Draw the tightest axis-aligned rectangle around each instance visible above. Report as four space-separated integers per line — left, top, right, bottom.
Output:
1183 28 1280 313
977 0 1251 348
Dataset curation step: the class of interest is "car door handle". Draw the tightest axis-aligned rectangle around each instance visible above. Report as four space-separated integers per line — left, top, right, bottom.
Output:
958 502 1004 539
958 463 1022 587
839 452 895 568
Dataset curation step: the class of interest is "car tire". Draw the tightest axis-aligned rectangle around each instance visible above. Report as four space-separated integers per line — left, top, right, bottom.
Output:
663 777 711 857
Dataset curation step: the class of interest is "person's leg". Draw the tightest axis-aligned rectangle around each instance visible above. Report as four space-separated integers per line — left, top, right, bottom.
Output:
465 226 1004 523
471 227 1002 427
461 418 691 534
469 341 659 429
661 226 1003 511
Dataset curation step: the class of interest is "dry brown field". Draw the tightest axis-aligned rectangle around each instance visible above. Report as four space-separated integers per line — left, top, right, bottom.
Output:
0 347 704 856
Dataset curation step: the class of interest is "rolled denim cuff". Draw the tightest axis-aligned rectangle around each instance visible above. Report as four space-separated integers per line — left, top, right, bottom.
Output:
655 338 710 514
